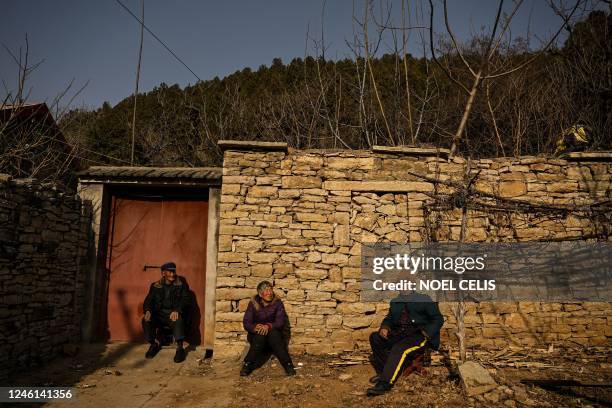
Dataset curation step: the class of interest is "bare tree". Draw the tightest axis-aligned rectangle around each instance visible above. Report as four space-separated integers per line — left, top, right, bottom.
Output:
1 37 93 187
428 0 582 157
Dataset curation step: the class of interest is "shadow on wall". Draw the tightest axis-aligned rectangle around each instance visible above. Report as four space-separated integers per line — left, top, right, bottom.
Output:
186 286 202 346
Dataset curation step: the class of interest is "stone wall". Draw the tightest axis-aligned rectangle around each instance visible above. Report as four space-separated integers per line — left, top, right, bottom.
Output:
214 144 611 354
0 175 91 381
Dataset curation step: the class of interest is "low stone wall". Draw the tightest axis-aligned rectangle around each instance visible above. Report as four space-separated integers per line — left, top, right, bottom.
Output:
0 175 91 381
214 144 611 354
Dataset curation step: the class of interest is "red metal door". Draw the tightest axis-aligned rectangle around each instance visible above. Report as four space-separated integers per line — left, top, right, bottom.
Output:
106 197 208 343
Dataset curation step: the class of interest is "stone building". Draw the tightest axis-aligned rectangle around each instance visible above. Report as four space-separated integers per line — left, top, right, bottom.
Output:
212 141 611 355
74 141 611 357
0 175 91 380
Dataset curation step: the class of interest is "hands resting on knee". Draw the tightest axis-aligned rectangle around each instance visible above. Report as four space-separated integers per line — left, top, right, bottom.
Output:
143 310 180 322
379 327 389 339
254 324 270 335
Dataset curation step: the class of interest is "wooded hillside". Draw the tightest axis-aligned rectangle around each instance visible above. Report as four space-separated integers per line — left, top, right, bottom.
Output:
60 10 610 167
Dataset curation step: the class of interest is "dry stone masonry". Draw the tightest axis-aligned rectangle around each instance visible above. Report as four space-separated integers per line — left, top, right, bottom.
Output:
0 175 91 381
215 142 611 355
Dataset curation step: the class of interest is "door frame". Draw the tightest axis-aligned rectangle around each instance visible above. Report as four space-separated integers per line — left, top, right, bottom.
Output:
78 182 220 349
104 193 208 342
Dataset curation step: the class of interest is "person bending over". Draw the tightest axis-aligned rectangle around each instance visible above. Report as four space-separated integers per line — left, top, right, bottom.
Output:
240 281 296 376
367 292 444 397
142 262 190 363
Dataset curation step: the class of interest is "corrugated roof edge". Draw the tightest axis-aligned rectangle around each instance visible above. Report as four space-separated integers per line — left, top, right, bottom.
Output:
77 166 222 180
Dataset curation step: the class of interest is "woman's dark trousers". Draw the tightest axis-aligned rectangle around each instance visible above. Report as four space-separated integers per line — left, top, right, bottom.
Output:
245 329 292 368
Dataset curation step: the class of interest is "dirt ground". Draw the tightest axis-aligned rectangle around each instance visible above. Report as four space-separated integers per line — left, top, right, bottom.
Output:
9 342 612 408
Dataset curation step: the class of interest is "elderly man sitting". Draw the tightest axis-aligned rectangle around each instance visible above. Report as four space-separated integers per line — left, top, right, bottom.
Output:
141 262 190 363
367 292 444 396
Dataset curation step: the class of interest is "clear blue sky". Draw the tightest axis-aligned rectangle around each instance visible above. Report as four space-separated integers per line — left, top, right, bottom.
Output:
1 0 570 111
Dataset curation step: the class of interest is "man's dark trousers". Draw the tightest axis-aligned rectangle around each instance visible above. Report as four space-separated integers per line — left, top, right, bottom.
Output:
142 311 185 343
370 331 427 384
245 329 291 368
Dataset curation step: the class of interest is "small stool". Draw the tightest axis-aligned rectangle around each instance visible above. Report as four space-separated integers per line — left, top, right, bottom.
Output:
158 325 174 346
402 354 429 377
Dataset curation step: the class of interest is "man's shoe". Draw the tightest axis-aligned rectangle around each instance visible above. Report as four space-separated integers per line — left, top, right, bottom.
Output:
283 362 296 376
240 362 254 377
145 343 160 359
369 375 380 384
367 380 392 397
173 347 186 363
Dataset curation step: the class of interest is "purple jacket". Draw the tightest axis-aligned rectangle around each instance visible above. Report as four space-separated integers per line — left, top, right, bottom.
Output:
243 295 287 333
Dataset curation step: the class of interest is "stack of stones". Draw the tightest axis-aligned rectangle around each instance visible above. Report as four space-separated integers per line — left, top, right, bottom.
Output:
0 175 91 381
214 143 611 355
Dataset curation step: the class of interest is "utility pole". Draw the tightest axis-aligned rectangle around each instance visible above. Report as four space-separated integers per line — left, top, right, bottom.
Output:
131 0 144 165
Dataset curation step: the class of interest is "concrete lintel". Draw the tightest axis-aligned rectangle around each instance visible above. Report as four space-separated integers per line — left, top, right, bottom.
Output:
76 182 107 342
323 180 434 193
218 139 288 152
565 151 612 162
372 145 450 158
203 187 220 351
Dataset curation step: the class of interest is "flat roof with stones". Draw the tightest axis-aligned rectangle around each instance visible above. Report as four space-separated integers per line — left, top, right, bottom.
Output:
217 140 612 163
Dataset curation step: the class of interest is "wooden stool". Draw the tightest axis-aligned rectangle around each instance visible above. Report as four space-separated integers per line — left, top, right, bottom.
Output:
402 354 429 377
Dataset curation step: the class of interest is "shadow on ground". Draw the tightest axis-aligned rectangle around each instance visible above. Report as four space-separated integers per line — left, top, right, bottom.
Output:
7 344 611 408
8 342 237 408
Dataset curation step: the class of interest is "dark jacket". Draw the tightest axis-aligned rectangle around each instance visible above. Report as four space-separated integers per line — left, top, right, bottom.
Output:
380 293 444 349
143 276 190 315
243 295 287 334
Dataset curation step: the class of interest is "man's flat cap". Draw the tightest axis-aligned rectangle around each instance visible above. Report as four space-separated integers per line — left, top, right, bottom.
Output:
161 262 176 271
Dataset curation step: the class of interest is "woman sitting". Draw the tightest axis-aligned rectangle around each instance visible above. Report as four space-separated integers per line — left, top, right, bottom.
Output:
240 281 296 376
